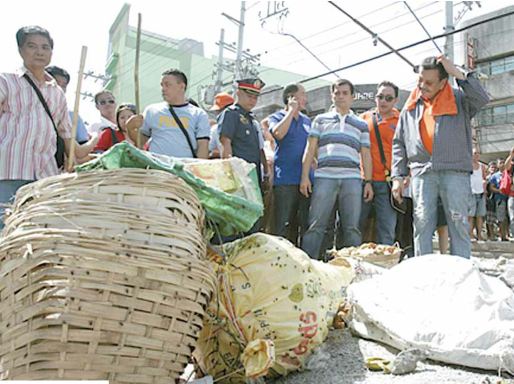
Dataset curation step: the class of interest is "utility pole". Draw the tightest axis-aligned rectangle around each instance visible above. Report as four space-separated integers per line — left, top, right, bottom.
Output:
444 2 454 61
215 28 225 94
235 1 246 82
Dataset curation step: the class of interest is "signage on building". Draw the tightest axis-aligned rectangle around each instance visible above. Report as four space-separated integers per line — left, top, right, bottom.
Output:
354 91 375 101
467 36 477 70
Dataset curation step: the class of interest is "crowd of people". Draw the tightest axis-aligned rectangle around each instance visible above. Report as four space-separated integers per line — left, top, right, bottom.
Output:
2 25 514 259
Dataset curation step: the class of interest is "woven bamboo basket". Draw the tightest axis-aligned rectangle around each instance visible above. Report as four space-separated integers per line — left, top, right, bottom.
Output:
0 169 216 383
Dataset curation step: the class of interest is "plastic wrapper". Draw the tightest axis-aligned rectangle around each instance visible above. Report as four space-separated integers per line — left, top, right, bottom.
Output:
76 142 263 236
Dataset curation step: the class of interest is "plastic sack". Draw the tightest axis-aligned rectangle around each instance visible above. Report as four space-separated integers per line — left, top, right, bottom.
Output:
195 233 355 382
331 243 402 268
76 142 263 236
348 255 514 374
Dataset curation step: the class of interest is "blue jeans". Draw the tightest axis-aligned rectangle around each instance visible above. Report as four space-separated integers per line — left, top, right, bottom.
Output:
302 178 362 259
272 184 310 246
0 179 33 230
359 181 397 245
411 170 472 258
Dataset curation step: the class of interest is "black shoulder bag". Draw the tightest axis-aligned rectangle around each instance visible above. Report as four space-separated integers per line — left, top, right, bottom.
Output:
109 128 120 146
372 113 407 214
168 105 197 158
23 74 65 168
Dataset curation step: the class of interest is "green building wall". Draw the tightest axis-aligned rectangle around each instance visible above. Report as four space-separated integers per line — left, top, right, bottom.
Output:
105 4 329 110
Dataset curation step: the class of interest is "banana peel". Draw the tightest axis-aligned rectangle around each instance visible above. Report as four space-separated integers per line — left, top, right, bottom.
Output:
365 357 393 373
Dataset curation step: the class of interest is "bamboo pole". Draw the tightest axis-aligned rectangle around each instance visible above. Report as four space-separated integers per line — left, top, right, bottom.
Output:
135 13 142 148
67 46 88 172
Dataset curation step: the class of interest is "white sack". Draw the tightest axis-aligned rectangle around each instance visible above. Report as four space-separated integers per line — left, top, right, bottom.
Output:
348 255 514 373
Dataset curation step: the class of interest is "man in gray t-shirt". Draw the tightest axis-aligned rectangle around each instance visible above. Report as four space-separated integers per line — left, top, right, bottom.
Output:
136 69 210 158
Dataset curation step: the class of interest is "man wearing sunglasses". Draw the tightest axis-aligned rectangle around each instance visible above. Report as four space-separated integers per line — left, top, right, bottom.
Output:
359 81 400 245
391 55 489 258
88 90 117 136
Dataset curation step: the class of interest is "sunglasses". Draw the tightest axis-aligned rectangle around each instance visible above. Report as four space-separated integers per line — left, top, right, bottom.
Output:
376 94 395 102
97 99 115 106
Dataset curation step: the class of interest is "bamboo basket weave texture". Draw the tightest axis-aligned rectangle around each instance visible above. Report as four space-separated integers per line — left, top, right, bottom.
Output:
0 169 216 383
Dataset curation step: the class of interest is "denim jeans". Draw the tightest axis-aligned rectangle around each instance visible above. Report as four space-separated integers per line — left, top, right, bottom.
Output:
0 179 34 230
359 181 397 245
411 170 471 258
302 178 362 259
272 184 310 246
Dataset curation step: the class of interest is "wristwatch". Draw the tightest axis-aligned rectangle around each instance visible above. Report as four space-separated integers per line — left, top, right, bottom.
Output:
363 179 372 185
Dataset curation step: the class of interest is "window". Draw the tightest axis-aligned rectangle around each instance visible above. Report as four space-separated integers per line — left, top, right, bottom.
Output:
477 102 514 126
493 105 507 124
477 62 490 75
478 55 514 76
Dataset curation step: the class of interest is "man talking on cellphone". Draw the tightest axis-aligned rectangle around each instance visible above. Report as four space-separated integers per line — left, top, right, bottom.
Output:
268 83 312 246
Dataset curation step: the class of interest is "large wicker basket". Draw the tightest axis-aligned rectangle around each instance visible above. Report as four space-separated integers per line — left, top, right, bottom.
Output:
0 169 215 383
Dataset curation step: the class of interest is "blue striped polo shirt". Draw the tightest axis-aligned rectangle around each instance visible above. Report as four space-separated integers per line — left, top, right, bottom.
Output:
309 111 370 179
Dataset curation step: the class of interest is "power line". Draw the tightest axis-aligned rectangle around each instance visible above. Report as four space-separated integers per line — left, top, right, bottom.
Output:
329 1 416 70
257 8 514 95
113 2 440 101
403 1 443 54
302 8 514 82
259 2 434 57
260 6 444 70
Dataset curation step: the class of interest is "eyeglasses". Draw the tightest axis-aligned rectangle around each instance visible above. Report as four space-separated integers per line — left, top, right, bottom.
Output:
376 94 395 102
97 99 115 106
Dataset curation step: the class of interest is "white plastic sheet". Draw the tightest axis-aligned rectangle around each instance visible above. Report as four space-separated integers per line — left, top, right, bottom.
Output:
348 255 514 374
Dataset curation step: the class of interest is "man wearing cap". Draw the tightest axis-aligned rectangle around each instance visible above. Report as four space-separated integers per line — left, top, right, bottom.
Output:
218 78 270 184
136 68 210 158
391 55 489 258
268 83 311 246
208 92 234 159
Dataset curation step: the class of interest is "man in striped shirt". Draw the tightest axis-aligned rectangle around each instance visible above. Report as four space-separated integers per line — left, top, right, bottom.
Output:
300 79 373 259
391 55 489 258
0 26 95 229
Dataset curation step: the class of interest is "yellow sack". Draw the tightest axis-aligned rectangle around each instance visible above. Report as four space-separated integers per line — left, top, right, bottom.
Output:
195 233 354 382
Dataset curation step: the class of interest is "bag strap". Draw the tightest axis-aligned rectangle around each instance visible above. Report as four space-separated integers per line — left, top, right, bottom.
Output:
372 112 390 178
110 128 119 146
23 73 59 136
168 105 197 158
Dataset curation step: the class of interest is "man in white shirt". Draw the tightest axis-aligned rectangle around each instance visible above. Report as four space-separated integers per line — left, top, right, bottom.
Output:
88 90 117 136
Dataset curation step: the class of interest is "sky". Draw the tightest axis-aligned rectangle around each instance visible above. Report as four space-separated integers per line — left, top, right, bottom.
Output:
1 0 511 123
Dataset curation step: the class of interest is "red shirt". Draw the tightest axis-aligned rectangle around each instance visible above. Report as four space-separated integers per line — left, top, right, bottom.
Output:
94 128 126 152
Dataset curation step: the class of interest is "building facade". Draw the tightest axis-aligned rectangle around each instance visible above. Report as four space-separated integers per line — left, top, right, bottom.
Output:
463 5 514 162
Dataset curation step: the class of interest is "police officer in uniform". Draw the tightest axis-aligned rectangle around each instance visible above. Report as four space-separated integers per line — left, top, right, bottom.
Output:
218 78 270 236
219 78 270 186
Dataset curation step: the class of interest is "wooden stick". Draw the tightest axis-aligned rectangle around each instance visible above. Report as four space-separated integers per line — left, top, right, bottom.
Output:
67 46 88 172
135 13 142 148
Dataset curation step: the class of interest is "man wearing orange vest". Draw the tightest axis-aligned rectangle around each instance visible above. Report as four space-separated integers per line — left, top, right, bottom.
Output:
360 81 400 245
391 55 489 258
